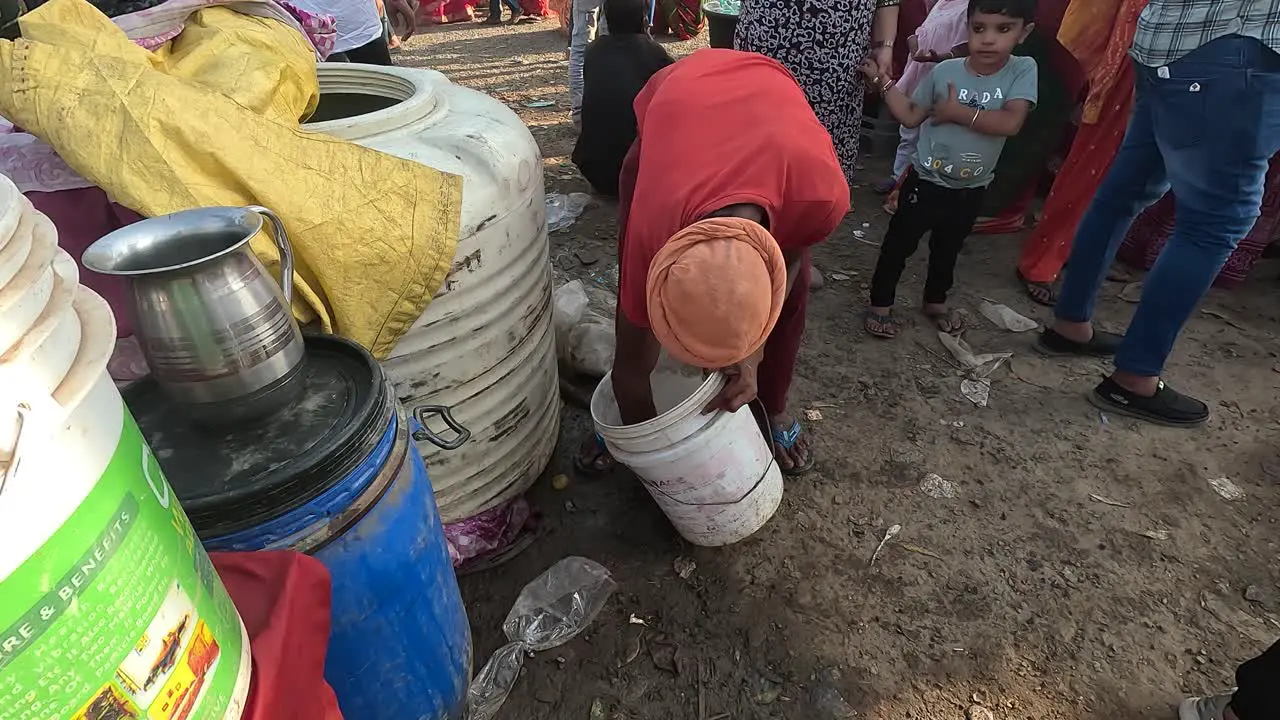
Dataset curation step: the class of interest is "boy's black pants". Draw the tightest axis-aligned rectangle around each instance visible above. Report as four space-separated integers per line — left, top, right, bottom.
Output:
869 169 986 308
1232 638 1280 719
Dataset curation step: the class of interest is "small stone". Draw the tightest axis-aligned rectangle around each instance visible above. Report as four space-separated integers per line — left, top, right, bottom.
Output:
967 705 995 720
810 267 825 289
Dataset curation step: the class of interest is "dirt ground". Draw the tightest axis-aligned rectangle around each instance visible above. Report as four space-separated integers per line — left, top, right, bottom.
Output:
398 21 1280 720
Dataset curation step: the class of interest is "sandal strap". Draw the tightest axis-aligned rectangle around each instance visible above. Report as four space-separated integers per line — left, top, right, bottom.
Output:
772 420 802 449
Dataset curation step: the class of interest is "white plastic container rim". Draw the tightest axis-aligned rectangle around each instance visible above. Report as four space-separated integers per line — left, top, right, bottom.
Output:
591 370 780 508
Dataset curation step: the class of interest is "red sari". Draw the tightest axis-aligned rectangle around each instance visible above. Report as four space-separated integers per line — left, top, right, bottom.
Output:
520 0 551 17
1016 0 1147 283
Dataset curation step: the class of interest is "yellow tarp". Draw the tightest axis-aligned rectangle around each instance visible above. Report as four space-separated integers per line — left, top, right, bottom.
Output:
0 0 461 358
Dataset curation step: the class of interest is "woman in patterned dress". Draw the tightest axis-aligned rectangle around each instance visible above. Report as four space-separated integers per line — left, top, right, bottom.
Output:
735 0 901 183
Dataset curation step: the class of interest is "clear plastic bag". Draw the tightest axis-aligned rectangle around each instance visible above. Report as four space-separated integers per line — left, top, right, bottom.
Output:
546 192 592 232
553 280 616 378
466 557 617 720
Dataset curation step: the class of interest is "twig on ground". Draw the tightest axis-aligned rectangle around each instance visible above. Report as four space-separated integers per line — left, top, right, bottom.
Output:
870 524 901 567
916 341 963 370
901 543 944 562
1089 493 1132 509
698 659 706 720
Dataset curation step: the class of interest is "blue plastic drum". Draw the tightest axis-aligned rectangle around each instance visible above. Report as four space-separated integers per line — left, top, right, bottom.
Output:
128 335 473 720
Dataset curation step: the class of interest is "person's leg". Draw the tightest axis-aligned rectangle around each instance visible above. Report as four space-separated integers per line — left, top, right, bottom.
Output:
1180 639 1280 720
867 172 937 336
922 186 984 332
486 0 504 22
1115 42 1280 376
568 0 601 126
1088 38 1280 424
758 250 812 472
1051 64 1169 330
575 139 640 474
1229 639 1280 719
344 35 393 65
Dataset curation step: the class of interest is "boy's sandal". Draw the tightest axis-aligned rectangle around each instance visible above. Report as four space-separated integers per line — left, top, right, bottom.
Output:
771 420 815 477
573 432 616 476
925 307 967 334
864 310 901 339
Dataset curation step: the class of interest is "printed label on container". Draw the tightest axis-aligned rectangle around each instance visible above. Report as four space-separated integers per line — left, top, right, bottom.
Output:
0 413 244 720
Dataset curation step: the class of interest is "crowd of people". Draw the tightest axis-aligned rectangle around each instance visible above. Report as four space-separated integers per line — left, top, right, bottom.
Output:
564 0 1279 717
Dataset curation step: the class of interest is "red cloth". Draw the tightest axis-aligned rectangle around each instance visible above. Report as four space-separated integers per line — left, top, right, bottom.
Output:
1117 153 1280 290
1016 0 1145 282
618 49 849 328
212 551 343 720
893 0 930 79
519 0 551 16
419 0 475 23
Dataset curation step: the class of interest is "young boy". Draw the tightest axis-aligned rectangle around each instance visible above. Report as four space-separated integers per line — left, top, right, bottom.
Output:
861 0 1037 338
570 0 672 196
874 0 971 193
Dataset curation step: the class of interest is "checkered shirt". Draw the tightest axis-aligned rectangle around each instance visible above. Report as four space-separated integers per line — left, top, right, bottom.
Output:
1130 0 1280 67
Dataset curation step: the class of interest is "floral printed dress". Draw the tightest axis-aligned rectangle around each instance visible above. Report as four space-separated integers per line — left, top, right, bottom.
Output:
735 0 896 182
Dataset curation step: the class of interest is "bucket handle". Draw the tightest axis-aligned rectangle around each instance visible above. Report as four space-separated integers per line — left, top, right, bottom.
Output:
412 404 472 451
245 205 295 305
628 399 780 508
0 403 31 496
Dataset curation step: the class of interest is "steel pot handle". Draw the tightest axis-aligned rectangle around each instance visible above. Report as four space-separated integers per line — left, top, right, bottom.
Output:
245 205 295 305
412 404 472 451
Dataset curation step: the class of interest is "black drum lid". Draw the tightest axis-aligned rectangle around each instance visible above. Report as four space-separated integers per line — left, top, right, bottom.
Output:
124 334 394 539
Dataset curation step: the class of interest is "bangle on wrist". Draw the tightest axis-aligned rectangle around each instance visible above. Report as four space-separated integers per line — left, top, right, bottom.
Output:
871 40 893 50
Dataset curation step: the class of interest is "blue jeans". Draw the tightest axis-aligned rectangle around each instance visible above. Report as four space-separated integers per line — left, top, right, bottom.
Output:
1055 36 1280 377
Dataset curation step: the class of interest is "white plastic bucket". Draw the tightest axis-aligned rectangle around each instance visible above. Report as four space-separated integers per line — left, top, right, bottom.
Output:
0 174 25 258
0 250 81 398
591 367 784 546
0 209 57 356
0 285 252 718
0 199 34 289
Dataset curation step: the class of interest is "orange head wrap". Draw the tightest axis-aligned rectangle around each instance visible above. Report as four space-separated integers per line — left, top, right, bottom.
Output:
645 217 786 369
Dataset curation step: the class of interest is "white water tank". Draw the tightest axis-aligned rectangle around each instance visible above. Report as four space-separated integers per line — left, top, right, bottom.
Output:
305 63 559 523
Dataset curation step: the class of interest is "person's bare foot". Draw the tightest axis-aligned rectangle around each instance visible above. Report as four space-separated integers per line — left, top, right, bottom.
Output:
923 303 966 334
769 412 813 475
1051 318 1094 344
1110 369 1160 397
573 432 615 475
1105 262 1139 283
864 306 900 338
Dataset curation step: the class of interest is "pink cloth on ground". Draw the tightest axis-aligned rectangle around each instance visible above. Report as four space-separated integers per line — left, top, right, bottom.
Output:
897 0 971 96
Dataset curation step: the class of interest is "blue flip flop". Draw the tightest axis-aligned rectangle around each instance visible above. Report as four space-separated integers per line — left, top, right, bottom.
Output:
771 420 815 477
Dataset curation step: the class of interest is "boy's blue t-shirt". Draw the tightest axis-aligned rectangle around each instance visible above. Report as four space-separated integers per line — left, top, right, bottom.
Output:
910 55 1038 189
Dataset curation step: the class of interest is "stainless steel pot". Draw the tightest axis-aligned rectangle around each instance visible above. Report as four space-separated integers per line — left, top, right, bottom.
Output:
83 205 305 424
